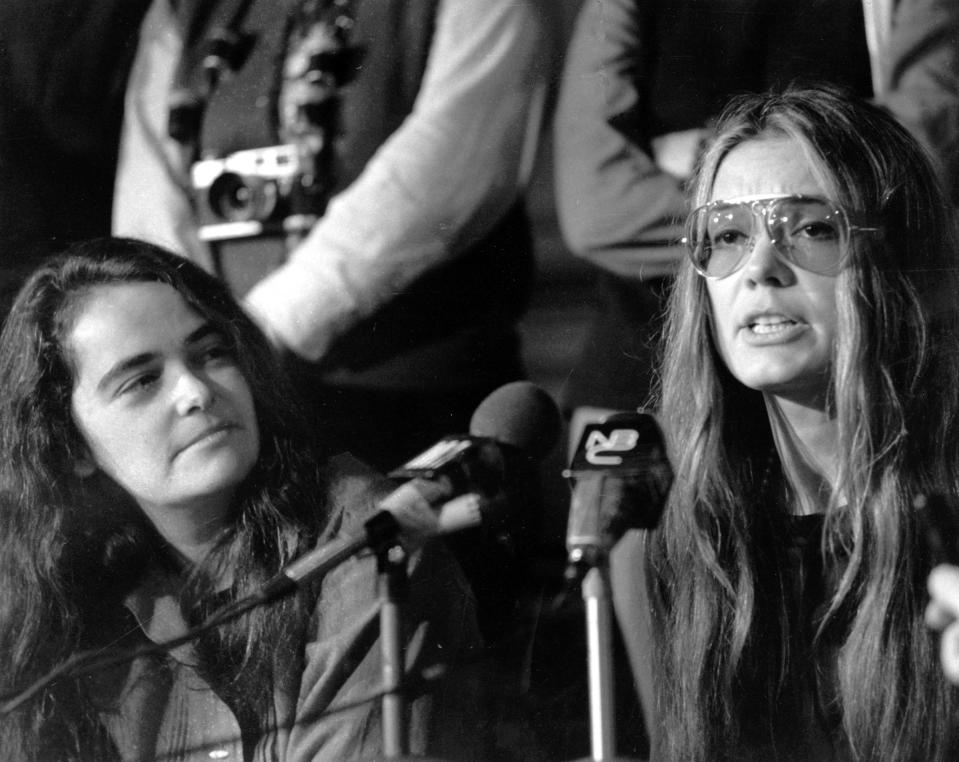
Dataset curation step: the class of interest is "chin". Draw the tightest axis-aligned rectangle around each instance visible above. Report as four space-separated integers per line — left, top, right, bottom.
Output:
738 370 830 402
188 455 257 495
731 351 824 388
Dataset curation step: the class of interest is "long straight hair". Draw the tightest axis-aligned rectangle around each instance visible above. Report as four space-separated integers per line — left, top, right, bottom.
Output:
655 86 959 761
0 238 333 760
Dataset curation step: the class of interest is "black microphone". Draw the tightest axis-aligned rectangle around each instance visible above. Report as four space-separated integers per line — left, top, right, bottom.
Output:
564 411 673 580
265 381 561 597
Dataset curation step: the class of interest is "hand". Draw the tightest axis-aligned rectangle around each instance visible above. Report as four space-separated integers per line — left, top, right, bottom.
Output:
650 128 711 181
926 563 959 684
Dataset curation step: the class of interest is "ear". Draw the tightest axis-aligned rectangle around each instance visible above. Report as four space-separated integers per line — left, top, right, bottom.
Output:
73 449 97 478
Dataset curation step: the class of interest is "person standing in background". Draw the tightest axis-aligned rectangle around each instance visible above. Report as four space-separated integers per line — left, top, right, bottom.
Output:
113 0 557 474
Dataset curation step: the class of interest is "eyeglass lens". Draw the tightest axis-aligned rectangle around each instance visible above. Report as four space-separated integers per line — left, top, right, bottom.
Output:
691 198 847 277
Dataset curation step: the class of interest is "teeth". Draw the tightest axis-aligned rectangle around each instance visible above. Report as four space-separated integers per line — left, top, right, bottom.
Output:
752 315 789 326
751 323 791 334
749 317 796 334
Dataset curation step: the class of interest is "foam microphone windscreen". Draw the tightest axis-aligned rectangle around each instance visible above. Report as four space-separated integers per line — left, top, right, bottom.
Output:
468 381 562 460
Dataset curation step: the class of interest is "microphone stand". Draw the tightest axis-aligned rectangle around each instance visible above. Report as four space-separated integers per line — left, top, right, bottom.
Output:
563 411 672 762
377 542 411 758
568 548 638 762
369 542 449 762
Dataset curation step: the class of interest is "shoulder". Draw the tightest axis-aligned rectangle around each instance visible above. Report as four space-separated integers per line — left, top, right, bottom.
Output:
313 451 478 626
318 452 394 537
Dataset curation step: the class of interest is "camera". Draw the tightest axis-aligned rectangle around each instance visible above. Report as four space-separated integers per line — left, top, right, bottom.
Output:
186 1 363 246
191 144 327 242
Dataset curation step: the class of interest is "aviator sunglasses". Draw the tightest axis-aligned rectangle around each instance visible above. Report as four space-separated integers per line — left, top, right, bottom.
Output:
684 195 880 279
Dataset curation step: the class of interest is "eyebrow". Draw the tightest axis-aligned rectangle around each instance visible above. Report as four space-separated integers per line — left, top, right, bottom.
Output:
95 322 223 394
710 193 797 203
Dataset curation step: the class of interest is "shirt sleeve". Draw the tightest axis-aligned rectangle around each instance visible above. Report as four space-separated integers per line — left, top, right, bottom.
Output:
112 0 209 262
879 0 959 205
243 0 552 360
552 0 688 282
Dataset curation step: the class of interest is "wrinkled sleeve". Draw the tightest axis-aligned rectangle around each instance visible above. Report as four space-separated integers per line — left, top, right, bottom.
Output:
880 0 959 205
244 0 552 360
112 0 208 262
553 0 686 282
285 455 485 761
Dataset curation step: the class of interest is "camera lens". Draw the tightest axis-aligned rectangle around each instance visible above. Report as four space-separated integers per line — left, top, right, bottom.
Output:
208 172 280 223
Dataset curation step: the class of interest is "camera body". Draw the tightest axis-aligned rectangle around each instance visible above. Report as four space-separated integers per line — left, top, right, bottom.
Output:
191 144 325 242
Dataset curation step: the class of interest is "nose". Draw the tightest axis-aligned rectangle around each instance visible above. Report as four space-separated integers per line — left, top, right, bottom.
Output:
740 231 796 287
172 367 215 415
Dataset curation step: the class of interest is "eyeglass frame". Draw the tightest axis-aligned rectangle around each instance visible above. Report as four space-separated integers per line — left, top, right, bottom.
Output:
682 194 881 279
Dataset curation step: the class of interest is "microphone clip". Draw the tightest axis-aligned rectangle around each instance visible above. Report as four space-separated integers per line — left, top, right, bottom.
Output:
564 412 673 576
389 435 505 500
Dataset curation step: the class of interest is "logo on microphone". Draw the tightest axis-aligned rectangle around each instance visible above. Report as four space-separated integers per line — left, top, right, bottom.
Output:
566 412 666 474
582 428 639 466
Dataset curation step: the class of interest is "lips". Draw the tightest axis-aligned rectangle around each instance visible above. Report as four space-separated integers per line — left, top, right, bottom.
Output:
738 310 808 343
747 314 798 334
742 308 801 327
175 422 237 458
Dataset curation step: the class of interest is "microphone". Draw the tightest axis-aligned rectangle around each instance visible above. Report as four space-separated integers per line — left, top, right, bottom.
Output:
265 381 561 597
385 380 561 534
561 412 672 760
564 411 673 579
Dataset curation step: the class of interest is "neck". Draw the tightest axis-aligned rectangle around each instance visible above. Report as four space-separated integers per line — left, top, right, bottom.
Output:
764 394 840 515
138 497 231 566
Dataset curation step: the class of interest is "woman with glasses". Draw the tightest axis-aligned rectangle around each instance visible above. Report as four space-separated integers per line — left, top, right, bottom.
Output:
0 237 481 760
633 85 959 760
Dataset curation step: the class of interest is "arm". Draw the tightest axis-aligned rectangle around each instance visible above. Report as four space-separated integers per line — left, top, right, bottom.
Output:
880 0 959 204
112 0 209 262
243 0 552 360
553 0 692 282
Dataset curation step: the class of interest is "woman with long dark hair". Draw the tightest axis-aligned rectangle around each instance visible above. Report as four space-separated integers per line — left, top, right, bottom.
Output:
642 85 959 760
0 237 480 760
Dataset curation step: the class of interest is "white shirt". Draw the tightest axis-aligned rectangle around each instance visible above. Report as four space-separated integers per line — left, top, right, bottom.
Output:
114 0 550 360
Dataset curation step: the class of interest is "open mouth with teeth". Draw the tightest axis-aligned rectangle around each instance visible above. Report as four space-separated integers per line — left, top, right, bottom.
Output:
748 316 799 334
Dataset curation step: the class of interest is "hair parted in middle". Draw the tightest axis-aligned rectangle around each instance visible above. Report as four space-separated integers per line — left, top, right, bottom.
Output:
653 84 959 762
0 237 335 759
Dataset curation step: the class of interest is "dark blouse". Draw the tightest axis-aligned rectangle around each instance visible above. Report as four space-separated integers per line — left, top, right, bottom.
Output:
627 512 858 762
742 513 850 761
